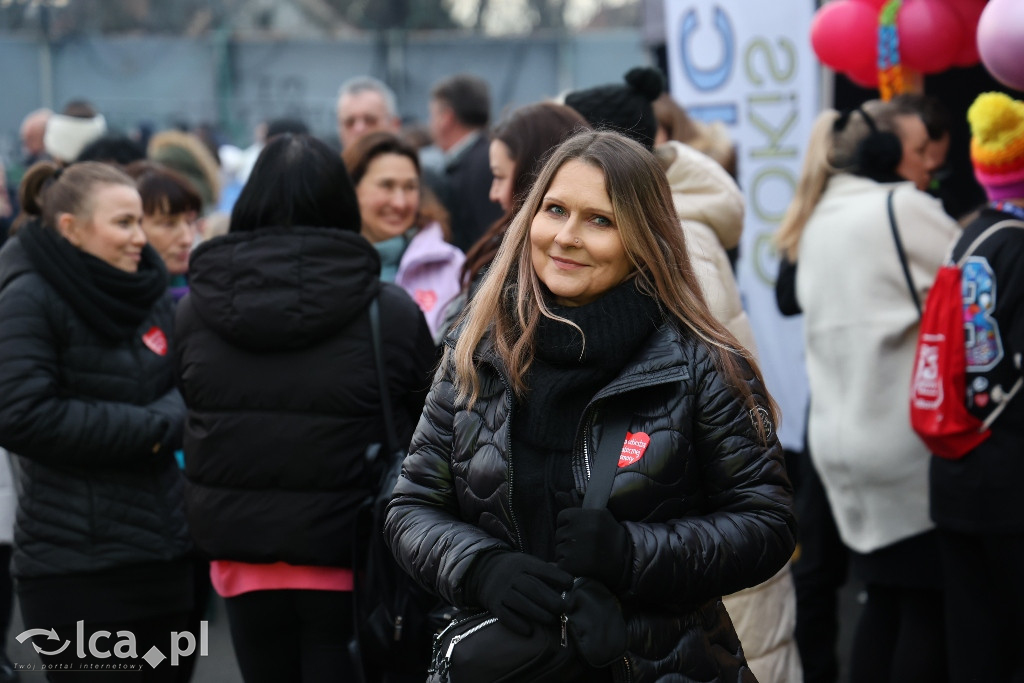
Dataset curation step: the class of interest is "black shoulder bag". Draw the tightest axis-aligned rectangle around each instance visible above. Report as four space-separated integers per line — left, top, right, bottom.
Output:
349 296 441 682
427 414 631 683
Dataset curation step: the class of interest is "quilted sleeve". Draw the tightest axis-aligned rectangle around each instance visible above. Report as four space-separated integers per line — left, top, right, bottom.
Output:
0 278 178 466
384 363 508 605
622 344 796 608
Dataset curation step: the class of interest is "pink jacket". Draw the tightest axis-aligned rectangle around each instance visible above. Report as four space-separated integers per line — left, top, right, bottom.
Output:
396 223 465 340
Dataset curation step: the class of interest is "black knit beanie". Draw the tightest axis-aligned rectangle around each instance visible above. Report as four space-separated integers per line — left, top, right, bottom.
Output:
565 67 665 150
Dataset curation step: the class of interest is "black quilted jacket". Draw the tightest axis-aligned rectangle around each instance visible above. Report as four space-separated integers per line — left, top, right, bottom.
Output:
0 237 190 579
385 321 796 682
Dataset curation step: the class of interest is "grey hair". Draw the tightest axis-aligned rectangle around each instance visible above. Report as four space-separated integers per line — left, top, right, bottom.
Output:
337 76 398 118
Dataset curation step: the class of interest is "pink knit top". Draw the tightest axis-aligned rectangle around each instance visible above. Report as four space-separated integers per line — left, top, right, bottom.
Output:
210 560 353 598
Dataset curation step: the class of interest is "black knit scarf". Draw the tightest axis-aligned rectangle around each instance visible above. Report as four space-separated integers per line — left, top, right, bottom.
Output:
516 279 662 451
18 220 168 341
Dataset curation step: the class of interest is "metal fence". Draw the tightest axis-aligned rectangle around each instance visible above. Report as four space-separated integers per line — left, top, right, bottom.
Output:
0 29 652 158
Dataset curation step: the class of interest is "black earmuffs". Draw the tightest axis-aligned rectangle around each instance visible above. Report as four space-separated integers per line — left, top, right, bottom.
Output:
834 108 903 180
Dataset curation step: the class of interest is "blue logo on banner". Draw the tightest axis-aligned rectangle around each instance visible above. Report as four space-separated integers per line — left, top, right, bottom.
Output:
679 7 735 92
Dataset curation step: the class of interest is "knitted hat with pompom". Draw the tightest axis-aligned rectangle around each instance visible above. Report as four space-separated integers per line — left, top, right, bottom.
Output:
565 67 665 150
969 92 1024 201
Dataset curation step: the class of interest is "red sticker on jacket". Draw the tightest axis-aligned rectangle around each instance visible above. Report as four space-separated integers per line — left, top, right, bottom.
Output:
619 432 650 467
142 326 168 356
413 289 438 312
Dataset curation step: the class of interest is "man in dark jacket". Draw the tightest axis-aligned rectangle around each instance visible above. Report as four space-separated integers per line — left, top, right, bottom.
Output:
428 74 503 251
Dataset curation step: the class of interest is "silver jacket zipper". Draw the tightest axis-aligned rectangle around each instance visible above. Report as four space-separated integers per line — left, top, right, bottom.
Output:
560 588 570 647
444 616 499 660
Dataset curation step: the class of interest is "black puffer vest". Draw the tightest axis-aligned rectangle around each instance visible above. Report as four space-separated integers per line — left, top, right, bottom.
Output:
386 321 796 682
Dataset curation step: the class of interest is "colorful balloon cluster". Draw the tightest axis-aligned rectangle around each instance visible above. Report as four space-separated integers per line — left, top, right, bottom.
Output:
978 0 1024 91
811 0 987 89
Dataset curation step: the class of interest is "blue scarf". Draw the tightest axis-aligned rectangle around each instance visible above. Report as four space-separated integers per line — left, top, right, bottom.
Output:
373 234 409 283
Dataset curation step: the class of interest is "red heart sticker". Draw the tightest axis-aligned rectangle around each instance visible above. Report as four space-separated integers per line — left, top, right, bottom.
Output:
413 289 438 312
142 326 168 356
619 431 650 467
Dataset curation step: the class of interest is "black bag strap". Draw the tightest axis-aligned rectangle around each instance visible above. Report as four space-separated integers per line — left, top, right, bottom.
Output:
887 189 922 317
369 296 399 455
582 413 630 510
350 295 400 683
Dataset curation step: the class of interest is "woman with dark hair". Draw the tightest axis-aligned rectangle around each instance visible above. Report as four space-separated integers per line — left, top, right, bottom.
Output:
125 162 201 301
0 161 193 681
175 133 436 682
386 130 796 682
343 131 463 341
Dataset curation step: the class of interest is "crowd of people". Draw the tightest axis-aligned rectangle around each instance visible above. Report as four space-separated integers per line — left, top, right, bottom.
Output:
0 62 1018 683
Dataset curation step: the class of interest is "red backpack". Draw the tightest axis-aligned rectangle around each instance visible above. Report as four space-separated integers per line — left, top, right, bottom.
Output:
909 220 1024 459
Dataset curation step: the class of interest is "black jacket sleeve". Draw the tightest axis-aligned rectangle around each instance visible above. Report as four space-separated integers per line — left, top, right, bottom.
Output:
622 345 797 608
385 363 509 605
0 278 182 466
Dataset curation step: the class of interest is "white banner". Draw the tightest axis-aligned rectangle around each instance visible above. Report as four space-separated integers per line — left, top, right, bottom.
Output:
664 0 818 450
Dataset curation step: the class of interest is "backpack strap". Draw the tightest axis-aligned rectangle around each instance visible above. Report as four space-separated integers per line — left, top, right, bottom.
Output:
981 373 1023 431
956 219 1024 429
369 295 400 456
956 219 1024 267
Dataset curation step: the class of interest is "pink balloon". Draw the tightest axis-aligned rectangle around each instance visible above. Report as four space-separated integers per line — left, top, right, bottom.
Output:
811 0 878 73
898 0 964 73
850 0 886 9
978 0 1024 90
847 63 880 89
947 0 987 67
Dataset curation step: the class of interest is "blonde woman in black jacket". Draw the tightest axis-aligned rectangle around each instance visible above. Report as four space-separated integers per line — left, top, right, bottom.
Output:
385 131 796 682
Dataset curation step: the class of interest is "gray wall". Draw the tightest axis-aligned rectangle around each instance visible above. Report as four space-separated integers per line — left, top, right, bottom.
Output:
0 29 650 156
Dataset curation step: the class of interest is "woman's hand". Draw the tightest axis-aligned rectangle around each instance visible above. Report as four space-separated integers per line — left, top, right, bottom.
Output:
555 508 632 592
464 551 573 636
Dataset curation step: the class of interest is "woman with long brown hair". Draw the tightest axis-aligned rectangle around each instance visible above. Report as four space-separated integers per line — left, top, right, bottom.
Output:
462 102 589 288
386 130 795 681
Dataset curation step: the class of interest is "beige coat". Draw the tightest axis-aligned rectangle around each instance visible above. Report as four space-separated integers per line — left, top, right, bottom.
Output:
662 141 758 355
661 140 802 683
797 174 959 553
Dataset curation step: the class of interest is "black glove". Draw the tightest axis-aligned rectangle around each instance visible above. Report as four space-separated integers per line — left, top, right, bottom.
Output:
464 551 573 637
555 507 632 592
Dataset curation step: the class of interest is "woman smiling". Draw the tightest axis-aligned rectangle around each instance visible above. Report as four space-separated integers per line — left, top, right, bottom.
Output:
386 131 795 682
0 161 192 680
528 159 632 306
343 132 464 340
